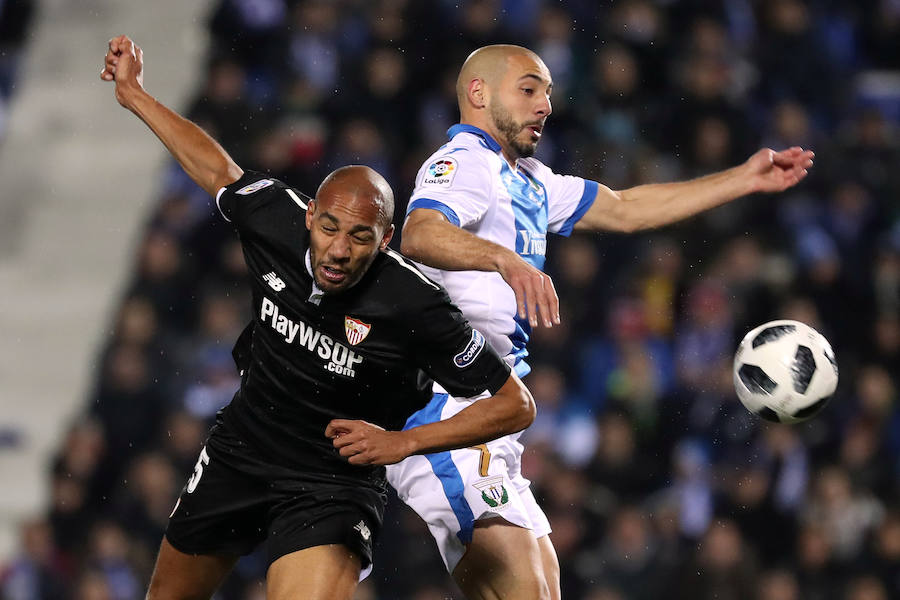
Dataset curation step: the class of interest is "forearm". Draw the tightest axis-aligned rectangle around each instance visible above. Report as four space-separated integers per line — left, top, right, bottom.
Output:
119 87 242 196
401 376 535 456
576 163 756 233
620 165 755 230
401 212 519 273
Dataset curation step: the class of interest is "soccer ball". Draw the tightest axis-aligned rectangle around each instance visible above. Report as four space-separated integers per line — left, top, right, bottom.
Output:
733 320 838 424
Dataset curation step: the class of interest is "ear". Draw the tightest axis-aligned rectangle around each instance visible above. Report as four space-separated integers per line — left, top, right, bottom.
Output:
467 78 487 109
305 200 317 230
379 224 395 250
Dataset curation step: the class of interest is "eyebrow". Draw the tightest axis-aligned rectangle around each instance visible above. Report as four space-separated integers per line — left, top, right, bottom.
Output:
320 211 376 236
518 74 553 90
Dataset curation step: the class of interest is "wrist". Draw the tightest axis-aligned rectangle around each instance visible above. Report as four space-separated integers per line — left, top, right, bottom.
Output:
397 428 421 458
116 82 149 111
736 159 761 196
492 247 517 275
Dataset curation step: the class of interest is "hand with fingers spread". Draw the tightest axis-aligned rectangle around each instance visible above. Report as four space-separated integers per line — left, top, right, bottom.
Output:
100 34 145 109
495 248 560 329
744 146 815 194
326 419 414 466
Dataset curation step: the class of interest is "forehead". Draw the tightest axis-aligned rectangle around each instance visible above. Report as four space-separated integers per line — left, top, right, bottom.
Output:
315 188 383 228
503 52 552 84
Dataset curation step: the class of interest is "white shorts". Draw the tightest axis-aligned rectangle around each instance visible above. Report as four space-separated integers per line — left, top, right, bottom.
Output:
386 390 551 573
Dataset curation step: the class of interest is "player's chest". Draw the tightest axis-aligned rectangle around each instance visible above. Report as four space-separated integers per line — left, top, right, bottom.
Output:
251 281 407 383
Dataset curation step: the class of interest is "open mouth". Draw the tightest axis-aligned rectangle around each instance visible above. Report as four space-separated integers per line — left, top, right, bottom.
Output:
319 265 346 284
526 125 542 139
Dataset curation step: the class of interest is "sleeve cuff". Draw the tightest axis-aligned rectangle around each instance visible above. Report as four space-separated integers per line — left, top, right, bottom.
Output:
556 179 598 236
406 198 461 227
215 187 231 222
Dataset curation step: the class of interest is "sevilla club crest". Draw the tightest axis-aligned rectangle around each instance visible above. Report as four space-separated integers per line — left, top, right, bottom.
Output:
344 316 372 346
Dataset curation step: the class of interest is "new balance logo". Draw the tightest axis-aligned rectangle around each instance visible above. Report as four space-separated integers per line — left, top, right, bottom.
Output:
354 520 371 541
263 272 286 291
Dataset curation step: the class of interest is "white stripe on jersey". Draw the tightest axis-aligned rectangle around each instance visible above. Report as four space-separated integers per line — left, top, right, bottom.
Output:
215 187 232 222
286 189 308 210
385 249 440 290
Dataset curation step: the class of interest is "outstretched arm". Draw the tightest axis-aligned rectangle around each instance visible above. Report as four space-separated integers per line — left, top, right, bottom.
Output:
100 35 243 196
574 147 814 233
325 371 535 466
401 210 560 328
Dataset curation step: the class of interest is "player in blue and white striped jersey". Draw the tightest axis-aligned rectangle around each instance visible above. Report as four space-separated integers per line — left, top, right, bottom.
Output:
387 44 815 600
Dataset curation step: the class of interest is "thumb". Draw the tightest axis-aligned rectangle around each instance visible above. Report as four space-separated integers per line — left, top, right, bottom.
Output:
325 419 355 438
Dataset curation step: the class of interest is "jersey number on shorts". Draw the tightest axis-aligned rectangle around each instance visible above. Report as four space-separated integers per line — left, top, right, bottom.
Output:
187 446 210 493
469 444 491 477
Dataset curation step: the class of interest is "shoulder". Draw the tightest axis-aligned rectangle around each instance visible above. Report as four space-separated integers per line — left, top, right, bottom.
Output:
380 249 442 290
518 157 552 180
417 141 497 189
365 249 446 304
217 171 311 222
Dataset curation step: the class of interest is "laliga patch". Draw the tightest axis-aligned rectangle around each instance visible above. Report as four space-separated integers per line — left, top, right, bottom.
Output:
454 329 485 368
236 179 274 195
345 316 372 346
422 157 458 187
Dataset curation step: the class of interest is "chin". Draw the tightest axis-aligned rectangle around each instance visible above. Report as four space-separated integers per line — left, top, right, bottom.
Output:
515 144 537 158
512 136 538 158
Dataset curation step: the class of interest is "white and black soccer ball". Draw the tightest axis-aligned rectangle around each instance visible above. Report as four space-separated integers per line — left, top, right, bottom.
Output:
733 320 838 424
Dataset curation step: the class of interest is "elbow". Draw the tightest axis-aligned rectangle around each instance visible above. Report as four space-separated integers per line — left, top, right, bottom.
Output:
399 227 425 261
615 214 643 234
208 160 244 196
511 385 536 433
610 204 643 234
398 233 417 259
609 190 652 233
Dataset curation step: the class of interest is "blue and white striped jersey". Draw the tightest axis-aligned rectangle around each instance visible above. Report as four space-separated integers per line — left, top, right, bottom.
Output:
406 124 599 376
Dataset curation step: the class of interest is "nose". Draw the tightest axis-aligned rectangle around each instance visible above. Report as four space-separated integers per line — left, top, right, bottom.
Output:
328 235 351 261
537 94 551 118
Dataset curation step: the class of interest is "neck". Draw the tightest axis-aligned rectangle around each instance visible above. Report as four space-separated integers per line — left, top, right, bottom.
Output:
460 117 519 169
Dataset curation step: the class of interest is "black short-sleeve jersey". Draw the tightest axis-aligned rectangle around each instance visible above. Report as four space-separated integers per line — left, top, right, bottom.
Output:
213 171 511 486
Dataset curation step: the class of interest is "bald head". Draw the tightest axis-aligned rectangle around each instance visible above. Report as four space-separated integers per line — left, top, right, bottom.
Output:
456 45 545 106
316 165 394 229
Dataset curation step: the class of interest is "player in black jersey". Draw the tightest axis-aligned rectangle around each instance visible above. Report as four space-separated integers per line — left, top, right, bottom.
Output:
102 35 535 600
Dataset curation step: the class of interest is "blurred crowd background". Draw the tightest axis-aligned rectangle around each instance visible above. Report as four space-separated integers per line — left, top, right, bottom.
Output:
2 0 900 598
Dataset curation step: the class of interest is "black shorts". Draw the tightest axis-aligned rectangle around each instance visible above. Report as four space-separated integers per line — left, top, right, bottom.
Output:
165 426 385 569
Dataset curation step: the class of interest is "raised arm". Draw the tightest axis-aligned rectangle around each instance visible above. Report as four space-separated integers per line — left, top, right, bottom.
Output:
325 371 535 466
100 35 243 196
574 147 814 233
402 209 560 328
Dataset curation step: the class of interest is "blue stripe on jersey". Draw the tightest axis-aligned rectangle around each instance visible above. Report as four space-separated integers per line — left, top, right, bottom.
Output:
402 393 476 543
407 198 461 226
557 179 599 236
510 316 531 376
501 163 548 271
501 162 549 377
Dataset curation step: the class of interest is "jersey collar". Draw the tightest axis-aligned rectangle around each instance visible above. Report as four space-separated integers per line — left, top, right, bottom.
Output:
305 249 325 305
447 123 502 153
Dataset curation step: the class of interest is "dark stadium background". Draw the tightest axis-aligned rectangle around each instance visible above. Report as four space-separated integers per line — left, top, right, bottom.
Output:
2 0 899 598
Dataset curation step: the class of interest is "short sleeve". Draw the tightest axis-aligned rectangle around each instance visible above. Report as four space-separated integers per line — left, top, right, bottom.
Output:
407 149 494 228
530 161 598 236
